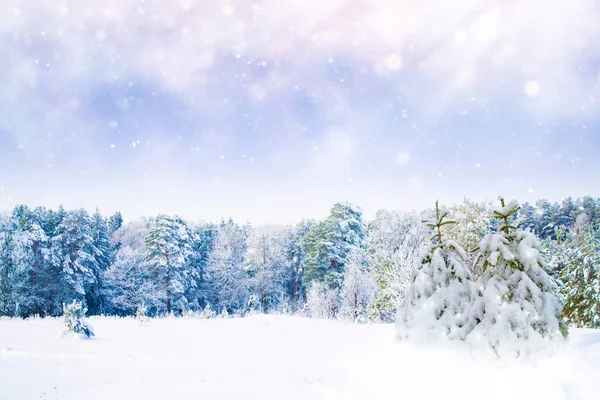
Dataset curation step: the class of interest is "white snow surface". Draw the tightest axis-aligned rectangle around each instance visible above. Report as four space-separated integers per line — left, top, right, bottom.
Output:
0 315 599 400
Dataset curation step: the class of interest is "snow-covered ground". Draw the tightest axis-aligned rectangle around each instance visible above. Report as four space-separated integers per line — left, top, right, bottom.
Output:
1 315 599 400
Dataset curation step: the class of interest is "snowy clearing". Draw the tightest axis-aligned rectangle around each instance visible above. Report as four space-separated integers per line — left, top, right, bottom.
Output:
1 315 599 400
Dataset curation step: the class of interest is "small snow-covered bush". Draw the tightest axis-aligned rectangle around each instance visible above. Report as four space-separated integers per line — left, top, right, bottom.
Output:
219 307 230 318
135 304 148 321
200 304 217 319
467 198 566 357
247 295 261 315
396 202 476 341
62 300 94 338
182 304 217 319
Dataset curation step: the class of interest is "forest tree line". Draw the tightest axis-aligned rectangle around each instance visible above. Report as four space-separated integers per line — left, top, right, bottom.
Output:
0 196 599 327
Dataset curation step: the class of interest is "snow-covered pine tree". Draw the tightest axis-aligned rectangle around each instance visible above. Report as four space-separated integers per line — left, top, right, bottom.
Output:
396 201 476 341
516 202 540 236
145 215 193 315
467 197 567 357
10 205 52 317
51 209 102 315
558 225 600 328
303 202 366 316
186 223 217 310
288 220 312 311
0 214 20 316
89 210 113 314
107 212 124 236
91 210 112 272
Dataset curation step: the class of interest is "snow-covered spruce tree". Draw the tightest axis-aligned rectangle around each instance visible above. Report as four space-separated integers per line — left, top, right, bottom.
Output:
51 209 103 315
288 220 312 312
396 201 476 341
145 215 193 315
63 300 94 338
558 226 600 328
186 223 217 311
303 202 366 292
0 214 21 316
467 198 567 357
3 206 53 317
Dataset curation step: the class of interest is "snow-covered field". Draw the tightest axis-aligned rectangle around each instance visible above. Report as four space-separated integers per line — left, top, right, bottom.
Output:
1 316 599 400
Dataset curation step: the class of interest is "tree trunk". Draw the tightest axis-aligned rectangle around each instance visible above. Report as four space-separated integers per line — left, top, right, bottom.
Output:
354 290 358 321
32 241 39 316
165 252 171 314
292 278 298 311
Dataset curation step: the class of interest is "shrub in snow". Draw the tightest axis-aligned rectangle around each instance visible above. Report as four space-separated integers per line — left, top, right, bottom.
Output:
467 198 567 357
246 294 261 315
62 300 94 338
219 307 229 318
135 304 148 321
182 307 215 319
396 201 476 341
200 304 217 319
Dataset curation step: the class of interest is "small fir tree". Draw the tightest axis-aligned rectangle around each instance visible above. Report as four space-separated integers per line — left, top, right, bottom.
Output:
63 300 94 338
396 201 476 341
200 304 217 319
467 197 567 357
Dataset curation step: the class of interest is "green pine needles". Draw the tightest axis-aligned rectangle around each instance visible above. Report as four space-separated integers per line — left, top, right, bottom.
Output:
422 200 456 246
493 197 520 235
62 300 94 338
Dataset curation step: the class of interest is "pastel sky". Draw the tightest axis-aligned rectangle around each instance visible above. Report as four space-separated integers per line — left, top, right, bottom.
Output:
1 0 600 223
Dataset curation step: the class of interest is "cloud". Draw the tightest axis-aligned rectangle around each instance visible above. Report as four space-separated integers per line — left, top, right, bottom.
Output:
1 0 598 120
